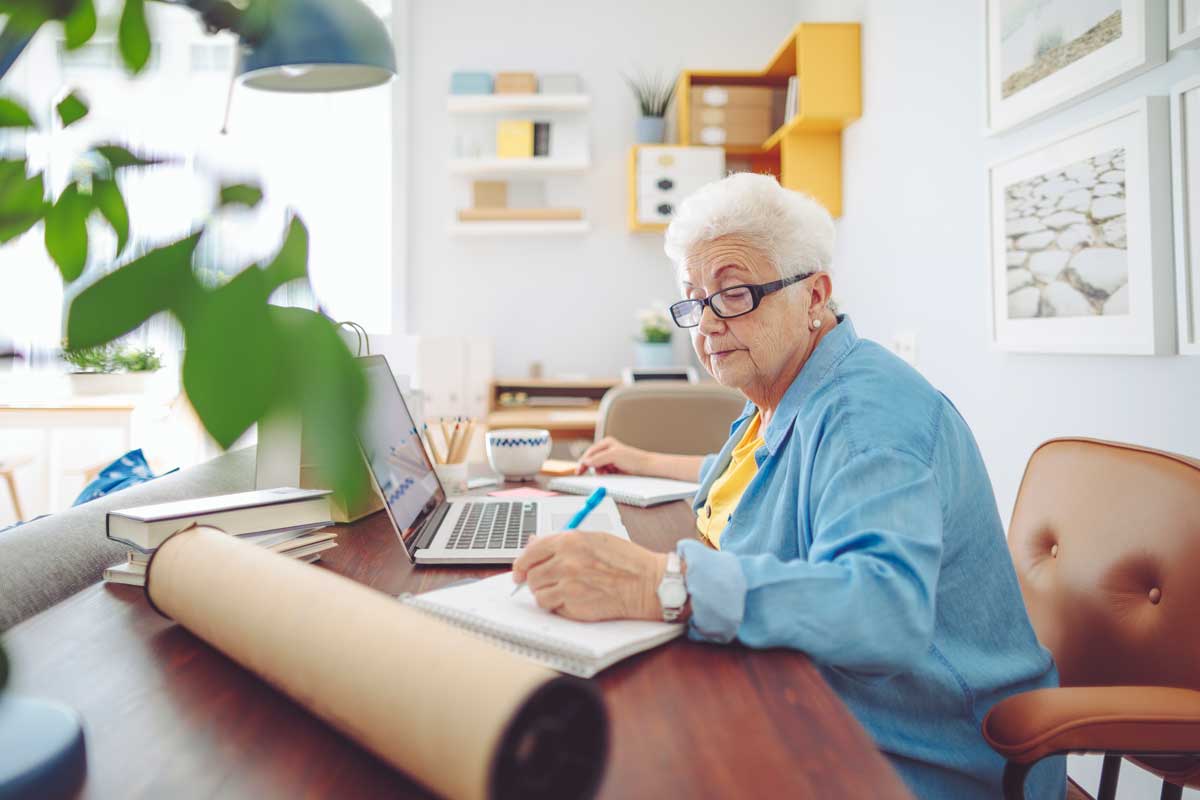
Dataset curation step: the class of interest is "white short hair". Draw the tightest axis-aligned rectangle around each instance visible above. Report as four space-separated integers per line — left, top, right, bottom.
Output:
663 172 835 278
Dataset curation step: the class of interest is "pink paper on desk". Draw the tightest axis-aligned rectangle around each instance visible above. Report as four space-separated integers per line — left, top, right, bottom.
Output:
487 487 559 498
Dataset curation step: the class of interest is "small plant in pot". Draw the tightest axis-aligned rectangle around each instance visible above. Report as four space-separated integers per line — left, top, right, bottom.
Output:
63 342 162 395
625 70 676 144
634 305 675 368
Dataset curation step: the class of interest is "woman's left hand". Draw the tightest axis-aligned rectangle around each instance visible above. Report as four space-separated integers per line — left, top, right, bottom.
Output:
512 531 667 622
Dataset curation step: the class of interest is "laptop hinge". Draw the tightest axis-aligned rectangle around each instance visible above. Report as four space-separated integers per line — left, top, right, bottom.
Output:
412 502 451 553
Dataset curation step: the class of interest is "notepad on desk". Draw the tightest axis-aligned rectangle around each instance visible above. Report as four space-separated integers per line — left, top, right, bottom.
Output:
547 475 700 507
402 573 684 678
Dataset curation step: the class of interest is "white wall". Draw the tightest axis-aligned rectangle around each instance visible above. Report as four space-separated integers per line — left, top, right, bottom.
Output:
796 1 1200 797
405 0 798 378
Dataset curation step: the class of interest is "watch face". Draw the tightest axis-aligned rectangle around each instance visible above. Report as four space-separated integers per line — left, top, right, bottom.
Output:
658 582 687 608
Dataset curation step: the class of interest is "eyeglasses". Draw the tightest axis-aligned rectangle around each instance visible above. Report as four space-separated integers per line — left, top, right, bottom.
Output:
669 272 814 328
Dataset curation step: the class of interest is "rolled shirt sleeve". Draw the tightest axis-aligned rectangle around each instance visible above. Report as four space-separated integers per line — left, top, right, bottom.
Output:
678 448 944 677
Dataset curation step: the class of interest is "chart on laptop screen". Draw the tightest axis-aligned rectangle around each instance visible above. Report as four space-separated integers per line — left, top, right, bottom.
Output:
359 357 443 550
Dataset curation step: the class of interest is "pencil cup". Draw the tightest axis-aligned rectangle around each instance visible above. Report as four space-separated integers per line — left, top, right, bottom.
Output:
485 428 551 482
434 462 469 495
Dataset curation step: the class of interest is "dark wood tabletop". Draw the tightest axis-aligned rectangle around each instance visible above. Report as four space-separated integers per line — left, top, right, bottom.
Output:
4 485 912 799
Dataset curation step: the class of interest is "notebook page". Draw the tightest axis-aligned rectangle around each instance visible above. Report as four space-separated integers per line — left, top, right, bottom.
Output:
549 475 699 503
412 572 681 660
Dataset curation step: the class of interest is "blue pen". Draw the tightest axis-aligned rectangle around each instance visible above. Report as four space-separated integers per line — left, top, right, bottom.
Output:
511 487 607 595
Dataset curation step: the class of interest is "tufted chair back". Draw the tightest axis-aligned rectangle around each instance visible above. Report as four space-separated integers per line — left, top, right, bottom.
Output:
1008 438 1200 690
1003 437 1200 795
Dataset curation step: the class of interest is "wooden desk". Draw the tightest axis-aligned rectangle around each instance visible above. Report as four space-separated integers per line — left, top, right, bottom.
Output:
5 491 912 799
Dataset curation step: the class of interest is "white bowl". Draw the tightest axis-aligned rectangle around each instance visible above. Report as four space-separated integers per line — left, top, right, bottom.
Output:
485 428 551 482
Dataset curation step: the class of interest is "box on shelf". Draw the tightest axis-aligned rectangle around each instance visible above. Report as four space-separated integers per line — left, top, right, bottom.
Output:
496 120 534 158
690 106 774 146
539 73 582 94
472 180 508 209
690 85 777 109
495 72 537 94
450 71 493 95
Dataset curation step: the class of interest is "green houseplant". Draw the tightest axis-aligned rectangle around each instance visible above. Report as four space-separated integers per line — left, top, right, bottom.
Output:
634 304 674 368
625 70 676 144
0 0 372 506
62 342 163 394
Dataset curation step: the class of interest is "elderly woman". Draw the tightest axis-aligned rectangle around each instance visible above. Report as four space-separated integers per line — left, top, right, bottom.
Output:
513 173 1064 799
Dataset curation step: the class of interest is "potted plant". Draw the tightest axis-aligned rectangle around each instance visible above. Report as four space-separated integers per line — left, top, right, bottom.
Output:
62 342 162 396
634 305 675 368
625 71 676 144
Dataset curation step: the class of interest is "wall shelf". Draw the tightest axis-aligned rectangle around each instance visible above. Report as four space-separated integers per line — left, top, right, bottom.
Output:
673 23 861 217
448 157 591 177
447 220 590 236
447 94 591 113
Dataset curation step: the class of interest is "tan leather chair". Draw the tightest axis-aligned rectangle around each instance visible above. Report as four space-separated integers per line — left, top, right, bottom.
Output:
594 383 746 456
982 438 1200 800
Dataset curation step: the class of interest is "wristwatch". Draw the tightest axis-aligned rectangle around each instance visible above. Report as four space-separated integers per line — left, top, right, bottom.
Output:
656 552 688 622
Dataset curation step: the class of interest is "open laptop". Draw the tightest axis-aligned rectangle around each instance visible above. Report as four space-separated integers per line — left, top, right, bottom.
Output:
357 355 628 564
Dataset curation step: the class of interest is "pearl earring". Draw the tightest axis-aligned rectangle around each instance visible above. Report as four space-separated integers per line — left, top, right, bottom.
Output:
811 318 822 330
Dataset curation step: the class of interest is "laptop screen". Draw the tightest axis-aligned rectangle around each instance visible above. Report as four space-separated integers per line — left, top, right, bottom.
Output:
357 355 445 555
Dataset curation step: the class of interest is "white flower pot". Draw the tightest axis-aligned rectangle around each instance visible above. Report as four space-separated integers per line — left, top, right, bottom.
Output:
634 342 674 368
68 372 148 396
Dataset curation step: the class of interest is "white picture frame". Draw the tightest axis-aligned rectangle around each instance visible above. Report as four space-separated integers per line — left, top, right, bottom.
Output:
1171 75 1200 354
1169 0 1200 48
989 97 1175 354
985 0 1166 133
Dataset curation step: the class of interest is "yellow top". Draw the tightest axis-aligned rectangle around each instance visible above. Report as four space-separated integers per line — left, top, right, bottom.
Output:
696 413 764 549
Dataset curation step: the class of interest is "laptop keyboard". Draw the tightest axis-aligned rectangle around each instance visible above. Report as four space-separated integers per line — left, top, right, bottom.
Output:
446 502 537 550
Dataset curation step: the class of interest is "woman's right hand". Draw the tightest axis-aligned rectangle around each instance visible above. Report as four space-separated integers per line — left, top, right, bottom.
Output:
577 437 650 475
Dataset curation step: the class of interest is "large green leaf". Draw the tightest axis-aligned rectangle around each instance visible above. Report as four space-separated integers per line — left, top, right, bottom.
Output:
269 307 367 502
63 0 96 49
55 91 88 128
92 178 129 255
182 268 283 449
118 0 150 74
218 182 263 209
66 233 200 349
0 161 46 243
262 216 309 292
93 143 166 170
44 182 91 281
0 98 35 129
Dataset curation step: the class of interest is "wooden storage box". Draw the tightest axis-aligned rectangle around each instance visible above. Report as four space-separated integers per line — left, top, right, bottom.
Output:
494 72 537 94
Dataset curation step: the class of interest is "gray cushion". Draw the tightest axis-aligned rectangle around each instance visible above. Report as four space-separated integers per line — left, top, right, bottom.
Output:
0 447 255 632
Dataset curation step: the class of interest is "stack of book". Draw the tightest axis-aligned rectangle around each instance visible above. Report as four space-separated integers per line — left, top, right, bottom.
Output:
102 487 337 587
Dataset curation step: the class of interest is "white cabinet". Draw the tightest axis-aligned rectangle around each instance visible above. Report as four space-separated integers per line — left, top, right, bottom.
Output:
631 146 725 227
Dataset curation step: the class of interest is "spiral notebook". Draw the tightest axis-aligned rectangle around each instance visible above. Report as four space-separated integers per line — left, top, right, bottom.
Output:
546 475 700 508
402 573 685 678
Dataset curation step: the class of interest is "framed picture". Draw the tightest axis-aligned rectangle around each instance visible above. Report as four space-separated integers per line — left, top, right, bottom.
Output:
989 97 1175 354
985 0 1166 132
1169 0 1200 48
1172 75 1200 354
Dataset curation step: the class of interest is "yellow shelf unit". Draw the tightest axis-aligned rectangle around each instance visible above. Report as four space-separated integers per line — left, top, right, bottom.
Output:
674 23 861 217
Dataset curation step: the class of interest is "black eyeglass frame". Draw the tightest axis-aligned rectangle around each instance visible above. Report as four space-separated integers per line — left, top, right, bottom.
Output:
669 271 815 328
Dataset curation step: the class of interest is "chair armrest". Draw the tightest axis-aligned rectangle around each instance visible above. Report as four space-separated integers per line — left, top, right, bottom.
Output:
982 686 1200 765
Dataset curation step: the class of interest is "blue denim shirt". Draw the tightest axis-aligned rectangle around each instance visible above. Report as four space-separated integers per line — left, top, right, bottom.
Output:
677 316 1065 799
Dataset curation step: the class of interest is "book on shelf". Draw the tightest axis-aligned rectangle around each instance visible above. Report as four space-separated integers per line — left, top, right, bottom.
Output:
785 75 799 122
496 119 534 158
403 572 684 678
104 527 338 587
533 121 550 156
105 487 332 552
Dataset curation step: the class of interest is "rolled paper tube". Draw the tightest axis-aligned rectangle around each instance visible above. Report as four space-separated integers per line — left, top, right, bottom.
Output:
145 526 608 800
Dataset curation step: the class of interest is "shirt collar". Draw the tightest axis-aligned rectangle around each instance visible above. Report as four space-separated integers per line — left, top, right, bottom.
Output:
752 314 857 455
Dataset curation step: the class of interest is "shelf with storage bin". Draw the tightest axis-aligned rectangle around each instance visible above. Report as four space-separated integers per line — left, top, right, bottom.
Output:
448 77 592 235
672 23 861 217
447 94 591 114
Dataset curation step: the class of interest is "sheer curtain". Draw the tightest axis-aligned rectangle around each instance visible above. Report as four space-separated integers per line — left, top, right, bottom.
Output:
0 0 394 368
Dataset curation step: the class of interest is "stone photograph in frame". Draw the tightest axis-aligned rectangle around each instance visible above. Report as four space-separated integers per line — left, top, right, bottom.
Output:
989 97 1176 354
986 0 1165 132
1172 74 1200 354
